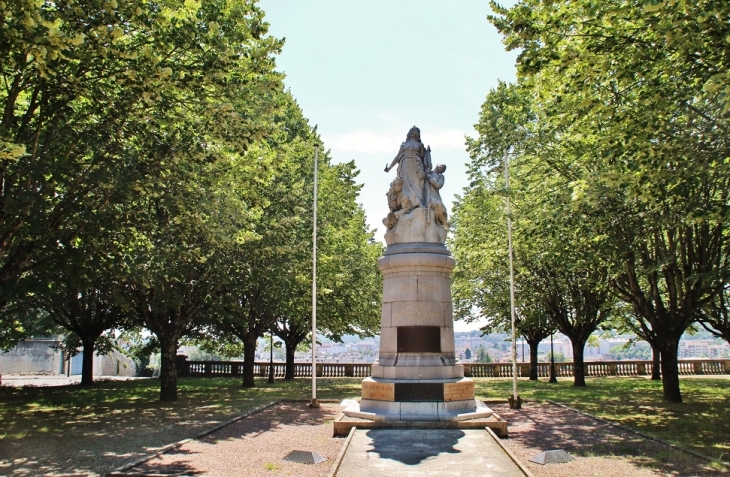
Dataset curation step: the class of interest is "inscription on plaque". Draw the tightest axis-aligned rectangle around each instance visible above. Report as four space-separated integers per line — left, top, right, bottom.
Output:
362 381 395 401
392 303 441 320
444 381 475 401
417 278 439 292
397 326 441 353
395 383 444 402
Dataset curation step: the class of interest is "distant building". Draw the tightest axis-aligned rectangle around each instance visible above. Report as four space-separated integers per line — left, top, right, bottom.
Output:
708 343 730 358
679 340 713 358
676 339 729 359
0 338 136 376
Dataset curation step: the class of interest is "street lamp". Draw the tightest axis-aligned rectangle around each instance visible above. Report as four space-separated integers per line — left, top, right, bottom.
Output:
310 145 320 408
549 331 557 383
268 327 275 384
505 152 521 409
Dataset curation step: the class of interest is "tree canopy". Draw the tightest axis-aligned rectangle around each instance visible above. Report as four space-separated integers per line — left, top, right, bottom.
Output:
1 0 381 400
452 0 730 401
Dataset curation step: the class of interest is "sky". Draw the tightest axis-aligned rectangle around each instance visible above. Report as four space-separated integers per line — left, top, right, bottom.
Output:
257 1 518 331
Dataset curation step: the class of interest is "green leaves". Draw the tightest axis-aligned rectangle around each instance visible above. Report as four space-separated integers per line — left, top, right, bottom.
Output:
476 0 730 399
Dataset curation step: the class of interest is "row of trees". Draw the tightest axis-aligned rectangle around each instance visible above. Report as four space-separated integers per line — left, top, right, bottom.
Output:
1 0 381 400
451 0 730 402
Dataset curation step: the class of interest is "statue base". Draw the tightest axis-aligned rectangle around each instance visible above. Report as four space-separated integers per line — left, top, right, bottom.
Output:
342 376 492 422
342 243 492 422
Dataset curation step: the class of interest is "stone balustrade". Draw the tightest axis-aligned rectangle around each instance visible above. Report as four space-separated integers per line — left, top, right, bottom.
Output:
175 358 730 378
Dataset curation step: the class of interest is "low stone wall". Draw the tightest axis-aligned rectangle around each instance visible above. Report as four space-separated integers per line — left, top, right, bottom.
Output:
96 351 137 377
177 358 730 378
0 339 62 374
179 360 374 378
464 359 730 378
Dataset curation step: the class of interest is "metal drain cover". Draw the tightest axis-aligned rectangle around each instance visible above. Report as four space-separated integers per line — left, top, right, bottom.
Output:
529 449 573 465
284 450 327 464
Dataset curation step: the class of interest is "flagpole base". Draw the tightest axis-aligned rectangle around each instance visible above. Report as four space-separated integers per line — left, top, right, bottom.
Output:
309 399 320 408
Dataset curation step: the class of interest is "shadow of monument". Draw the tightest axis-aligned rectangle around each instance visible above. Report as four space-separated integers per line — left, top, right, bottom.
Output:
365 429 464 465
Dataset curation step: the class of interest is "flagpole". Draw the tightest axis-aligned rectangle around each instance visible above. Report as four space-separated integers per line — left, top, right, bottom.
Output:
310 145 320 408
505 151 520 409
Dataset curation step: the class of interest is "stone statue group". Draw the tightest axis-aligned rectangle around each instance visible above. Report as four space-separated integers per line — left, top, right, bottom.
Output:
383 126 449 233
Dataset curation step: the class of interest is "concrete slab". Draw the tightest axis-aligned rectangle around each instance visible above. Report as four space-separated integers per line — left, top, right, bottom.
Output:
334 428 530 477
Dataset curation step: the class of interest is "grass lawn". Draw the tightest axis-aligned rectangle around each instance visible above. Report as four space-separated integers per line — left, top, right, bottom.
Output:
0 376 361 440
0 375 728 469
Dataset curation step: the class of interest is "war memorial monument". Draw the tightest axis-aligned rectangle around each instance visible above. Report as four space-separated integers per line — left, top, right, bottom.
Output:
343 126 493 422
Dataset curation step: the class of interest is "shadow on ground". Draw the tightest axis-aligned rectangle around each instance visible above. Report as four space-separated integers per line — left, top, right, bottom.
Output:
494 402 726 476
365 429 464 465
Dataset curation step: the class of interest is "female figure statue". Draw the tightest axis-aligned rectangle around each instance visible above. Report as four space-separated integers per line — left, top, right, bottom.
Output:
384 126 431 210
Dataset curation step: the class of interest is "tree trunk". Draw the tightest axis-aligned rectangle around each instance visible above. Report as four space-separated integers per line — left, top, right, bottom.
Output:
571 338 588 387
159 334 179 402
242 333 257 388
659 337 682 403
80 338 96 386
285 339 297 381
529 341 539 381
650 342 661 380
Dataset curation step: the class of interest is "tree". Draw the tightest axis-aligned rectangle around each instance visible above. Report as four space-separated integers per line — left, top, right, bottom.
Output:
42 286 123 386
211 144 381 386
698 282 730 345
609 343 651 361
201 93 380 386
476 346 492 363
206 131 318 388
605 308 662 380
488 0 730 402
464 348 472 360
105 0 283 401
454 81 608 386
274 317 309 380
547 352 566 363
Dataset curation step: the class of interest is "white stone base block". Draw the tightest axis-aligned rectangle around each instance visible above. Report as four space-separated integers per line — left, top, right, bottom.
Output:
370 364 464 380
345 399 494 422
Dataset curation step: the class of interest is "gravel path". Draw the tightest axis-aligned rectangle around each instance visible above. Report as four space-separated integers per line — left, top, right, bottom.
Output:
129 401 344 477
492 401 726 477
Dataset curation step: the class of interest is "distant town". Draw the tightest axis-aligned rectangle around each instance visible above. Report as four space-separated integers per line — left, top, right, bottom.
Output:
251 329 730 364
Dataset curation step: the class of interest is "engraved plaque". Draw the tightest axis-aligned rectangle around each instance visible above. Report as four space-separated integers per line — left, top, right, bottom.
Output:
395 383 444 402
397 326 441 353
444 381 475 401
362 381 395 401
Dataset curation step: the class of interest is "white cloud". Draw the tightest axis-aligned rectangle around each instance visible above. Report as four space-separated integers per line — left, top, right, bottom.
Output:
323 130 401 155
427 129 468 150
324 127 467 155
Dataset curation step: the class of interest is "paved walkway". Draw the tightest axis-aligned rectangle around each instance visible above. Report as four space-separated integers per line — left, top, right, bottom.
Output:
0 374 148 387
335 428 529 477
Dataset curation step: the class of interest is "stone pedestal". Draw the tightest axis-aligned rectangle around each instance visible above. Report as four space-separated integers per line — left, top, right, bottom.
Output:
344 243 491 422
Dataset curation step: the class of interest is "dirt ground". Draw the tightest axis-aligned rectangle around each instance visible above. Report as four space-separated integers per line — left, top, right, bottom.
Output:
492 401 727 477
